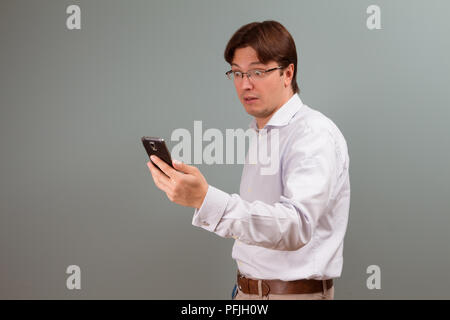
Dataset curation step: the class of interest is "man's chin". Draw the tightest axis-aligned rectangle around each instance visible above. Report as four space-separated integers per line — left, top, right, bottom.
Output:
244 106 269 118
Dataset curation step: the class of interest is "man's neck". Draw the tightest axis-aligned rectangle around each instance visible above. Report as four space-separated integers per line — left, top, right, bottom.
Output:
256 92 295 129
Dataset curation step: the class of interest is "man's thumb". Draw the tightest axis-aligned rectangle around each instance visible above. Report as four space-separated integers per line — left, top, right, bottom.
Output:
172 159 196 174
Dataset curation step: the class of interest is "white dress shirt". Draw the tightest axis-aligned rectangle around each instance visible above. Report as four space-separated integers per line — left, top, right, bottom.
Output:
192 93 350 281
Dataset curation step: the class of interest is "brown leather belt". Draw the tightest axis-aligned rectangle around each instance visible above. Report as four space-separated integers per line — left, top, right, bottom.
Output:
237 272 333 296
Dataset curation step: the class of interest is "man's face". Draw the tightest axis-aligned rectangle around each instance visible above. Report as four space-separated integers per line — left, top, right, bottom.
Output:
231 46 292 126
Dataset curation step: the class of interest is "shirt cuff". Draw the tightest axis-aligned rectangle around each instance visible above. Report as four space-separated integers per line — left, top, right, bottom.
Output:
192 185 230 232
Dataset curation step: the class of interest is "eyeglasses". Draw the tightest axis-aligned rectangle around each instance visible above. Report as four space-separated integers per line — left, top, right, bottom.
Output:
225 66 283 81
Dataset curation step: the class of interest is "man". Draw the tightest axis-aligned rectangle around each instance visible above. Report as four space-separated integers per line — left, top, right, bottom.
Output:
147 20 350 300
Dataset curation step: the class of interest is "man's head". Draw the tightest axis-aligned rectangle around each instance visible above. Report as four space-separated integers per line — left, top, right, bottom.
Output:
224 20 299 128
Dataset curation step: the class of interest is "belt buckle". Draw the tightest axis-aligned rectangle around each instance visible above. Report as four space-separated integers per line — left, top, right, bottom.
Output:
261 280 270 297
237 273 270 297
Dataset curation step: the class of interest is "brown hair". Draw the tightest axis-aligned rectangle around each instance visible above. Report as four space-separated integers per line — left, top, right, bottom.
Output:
224 20 299 94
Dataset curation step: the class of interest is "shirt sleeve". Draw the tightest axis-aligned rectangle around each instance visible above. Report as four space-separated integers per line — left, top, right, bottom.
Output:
191 126 340 251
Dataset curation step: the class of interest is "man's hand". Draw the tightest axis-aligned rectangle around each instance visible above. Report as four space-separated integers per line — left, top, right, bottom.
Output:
146 155 208 209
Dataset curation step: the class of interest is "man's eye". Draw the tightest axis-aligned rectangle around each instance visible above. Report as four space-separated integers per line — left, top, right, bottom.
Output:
234 72 242 77
253 70 264 77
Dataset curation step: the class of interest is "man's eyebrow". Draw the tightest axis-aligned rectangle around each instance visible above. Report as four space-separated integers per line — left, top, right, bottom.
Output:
231 61 265 68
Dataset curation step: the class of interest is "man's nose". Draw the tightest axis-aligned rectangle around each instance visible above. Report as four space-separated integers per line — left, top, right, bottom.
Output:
239 74 254 90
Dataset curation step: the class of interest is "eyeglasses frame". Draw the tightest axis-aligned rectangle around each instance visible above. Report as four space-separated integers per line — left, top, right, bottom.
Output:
225 66 284 81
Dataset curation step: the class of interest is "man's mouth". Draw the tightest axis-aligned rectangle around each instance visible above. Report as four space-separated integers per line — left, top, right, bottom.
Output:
244 97 258 103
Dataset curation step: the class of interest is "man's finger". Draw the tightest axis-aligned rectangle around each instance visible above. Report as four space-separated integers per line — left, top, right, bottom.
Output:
147 159 169 179
147 161 172 192
150 155 179 179
172 159 197 175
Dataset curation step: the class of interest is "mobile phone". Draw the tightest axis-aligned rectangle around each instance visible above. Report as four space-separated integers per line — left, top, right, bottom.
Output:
141 136 174 171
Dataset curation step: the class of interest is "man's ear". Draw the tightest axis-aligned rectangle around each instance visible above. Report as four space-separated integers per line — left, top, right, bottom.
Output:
284 63 294 87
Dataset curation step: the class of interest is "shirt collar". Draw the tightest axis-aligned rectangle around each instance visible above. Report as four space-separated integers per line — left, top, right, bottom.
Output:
249 93 304 130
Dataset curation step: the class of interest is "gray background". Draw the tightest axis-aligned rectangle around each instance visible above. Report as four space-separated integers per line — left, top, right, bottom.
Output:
1 0 449 299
